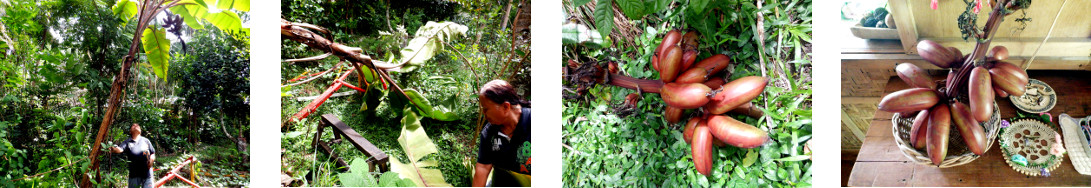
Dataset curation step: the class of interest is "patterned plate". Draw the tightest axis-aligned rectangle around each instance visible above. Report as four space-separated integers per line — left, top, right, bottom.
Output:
1000 119 1064 176
1011 79 1056 113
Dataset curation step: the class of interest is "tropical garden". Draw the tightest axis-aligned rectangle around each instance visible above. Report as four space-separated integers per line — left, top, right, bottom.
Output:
0 0 250 187
280 0 530 186
561 0 813 187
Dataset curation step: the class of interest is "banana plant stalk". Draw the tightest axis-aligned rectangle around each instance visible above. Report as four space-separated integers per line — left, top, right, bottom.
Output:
282 68 357 128
946 0 1028 97
568 62 764 118
83 0 198 186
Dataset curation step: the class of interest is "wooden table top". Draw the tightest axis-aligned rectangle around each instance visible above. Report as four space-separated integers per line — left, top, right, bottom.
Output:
848 70 1091 187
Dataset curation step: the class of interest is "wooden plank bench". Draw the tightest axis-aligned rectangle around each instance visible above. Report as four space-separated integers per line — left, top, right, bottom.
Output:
313 114 389 172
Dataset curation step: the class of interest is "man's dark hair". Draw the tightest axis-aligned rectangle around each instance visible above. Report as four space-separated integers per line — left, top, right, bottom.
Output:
130 123 141 136
479 80 530 108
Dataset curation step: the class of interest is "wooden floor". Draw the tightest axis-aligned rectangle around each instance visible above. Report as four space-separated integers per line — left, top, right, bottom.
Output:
846 70 1091 187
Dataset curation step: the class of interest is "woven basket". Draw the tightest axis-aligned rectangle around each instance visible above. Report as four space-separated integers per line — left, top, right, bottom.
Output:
1059 114 1091 175
892 102 1001 168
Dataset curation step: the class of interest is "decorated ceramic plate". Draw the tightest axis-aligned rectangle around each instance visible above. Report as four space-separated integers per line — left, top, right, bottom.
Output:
1010 79 1056 113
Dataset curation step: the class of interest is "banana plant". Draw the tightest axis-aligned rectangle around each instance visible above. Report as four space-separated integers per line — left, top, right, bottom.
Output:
83 0 248 186
280 20 466 128
389 108 453 187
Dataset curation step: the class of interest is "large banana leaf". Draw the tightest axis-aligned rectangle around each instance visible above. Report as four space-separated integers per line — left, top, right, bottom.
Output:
111 0 138 25
141 27 170 80
387 88 459 121
396 21 467 72
389 109 452 187
168 0 210 30
203 10 244 39
216 0 249 12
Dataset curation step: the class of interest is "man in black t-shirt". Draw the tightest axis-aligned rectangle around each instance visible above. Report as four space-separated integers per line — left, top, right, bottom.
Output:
473 80 531 187
108 124 156 188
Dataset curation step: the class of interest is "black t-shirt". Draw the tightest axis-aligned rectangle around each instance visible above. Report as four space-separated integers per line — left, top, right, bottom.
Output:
117 136 155 179
477 107 531 179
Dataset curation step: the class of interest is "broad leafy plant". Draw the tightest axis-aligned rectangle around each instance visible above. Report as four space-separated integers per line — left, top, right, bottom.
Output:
338 157 416 187
388 108 453 187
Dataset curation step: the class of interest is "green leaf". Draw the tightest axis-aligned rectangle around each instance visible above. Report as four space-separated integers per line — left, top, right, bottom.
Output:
377 172 403 187
429 105 458 121
400 89 447 121
742 149 757 167
168 0 209 30
688 0 710 14
390 109 452 187
616 0 645 19
141 27 170 80
337 157 378 187
203 11 243 38
593 0 614 39
572 0 592 7
561 23 604 48
216 0 249 12
774 155 810 162
645 0 672 13
111 0 138 25
396 21 467 72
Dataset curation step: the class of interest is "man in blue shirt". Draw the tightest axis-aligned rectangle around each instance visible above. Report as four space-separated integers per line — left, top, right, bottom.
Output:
108 124 156 188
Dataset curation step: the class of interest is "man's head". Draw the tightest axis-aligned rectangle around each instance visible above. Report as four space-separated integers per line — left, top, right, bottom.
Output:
130 123 142 138
478 80 525 126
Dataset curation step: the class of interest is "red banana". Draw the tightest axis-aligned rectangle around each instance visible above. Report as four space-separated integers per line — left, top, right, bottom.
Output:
707 115 770 149
949 47 964 63
661 83 711 109
878 88 940 113
917 40 959 68
702 78 725 90
655 30 682 56
684 117 699 145
705 76 768 115
691 54 731 75
692 123 713 176
989 62 1028 96
659 46 684 82
910 110 930 149
950 102 986 155
989 46 1009 61
652 54 660 71
665 106 684 123
681 51 698 71
895 63 935 89
968 67 994 122
927 104 951 165
994 87 1009 98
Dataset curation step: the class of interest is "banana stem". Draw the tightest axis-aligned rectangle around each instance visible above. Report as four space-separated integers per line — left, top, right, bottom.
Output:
947 0 1019 98
607 74 665 93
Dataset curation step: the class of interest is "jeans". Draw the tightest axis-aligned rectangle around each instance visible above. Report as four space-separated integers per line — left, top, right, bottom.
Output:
127 176 153 188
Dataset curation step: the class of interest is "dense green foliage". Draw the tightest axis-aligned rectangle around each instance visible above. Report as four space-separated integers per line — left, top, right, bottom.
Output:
0 0 249 187
281 0 529 187
562 0 812 187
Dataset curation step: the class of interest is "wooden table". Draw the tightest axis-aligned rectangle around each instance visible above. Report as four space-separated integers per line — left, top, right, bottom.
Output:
848 70 1091 186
